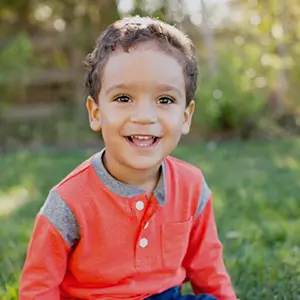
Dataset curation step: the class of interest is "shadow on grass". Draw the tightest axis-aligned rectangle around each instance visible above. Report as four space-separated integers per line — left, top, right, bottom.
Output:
0 149 92 298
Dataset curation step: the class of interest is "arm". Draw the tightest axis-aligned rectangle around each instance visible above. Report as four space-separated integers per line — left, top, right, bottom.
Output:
183 179 238 300
19 190 79 300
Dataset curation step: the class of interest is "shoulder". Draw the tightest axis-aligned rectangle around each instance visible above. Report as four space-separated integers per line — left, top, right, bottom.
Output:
40 189 80 247
54 154 96 189
164 155 204 184
50 152 101 204
38 153 100 245
165 155 212 218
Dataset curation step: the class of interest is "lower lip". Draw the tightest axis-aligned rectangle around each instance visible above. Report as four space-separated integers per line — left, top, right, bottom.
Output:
125 137 162 149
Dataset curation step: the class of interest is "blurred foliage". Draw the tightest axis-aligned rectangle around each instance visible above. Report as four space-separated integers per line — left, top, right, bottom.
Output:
0 34 34 110
0 0 300 150
194 49 267 139
0 34 33 85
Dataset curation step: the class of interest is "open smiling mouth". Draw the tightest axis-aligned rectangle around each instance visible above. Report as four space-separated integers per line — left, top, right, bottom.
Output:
125 135 162 148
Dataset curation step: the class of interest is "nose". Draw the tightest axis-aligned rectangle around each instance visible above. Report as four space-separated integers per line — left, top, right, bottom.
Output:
130 99 158 124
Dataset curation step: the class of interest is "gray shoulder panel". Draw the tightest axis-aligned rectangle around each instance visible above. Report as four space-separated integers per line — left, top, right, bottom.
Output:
40 189 80 247
195 177 211 218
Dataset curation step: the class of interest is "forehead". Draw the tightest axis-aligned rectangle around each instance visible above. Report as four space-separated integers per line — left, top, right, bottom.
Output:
101 42 185 92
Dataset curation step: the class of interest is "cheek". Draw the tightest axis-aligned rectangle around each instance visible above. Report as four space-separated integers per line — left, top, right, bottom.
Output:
100 107 123 128
162 109 185 130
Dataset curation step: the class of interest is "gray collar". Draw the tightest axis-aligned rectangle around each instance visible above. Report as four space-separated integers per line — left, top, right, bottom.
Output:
91 149 166 205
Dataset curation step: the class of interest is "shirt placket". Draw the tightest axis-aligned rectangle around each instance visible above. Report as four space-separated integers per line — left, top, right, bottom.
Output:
132 195 159 269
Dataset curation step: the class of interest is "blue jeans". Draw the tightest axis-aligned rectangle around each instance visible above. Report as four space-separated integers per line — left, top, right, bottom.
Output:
146 286 218 300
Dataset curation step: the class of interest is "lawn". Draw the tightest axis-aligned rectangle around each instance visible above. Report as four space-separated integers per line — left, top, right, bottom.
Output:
1 139 300 299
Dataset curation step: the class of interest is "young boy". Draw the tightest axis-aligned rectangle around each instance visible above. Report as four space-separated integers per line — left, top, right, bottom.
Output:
19 16 238 300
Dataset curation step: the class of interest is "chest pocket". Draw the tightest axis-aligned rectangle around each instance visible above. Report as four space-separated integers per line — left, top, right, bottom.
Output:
161 218 193 270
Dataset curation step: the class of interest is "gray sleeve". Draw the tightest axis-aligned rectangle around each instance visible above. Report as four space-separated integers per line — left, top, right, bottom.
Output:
40 189 80 247
195 177 212 219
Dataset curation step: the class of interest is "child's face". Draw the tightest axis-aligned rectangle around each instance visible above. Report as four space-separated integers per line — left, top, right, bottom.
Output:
87 42 195 171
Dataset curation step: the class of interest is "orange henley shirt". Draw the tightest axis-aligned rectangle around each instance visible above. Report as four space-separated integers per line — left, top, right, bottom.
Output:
19 150 237 300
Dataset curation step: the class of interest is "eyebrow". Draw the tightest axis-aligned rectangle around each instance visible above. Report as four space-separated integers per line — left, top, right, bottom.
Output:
105 83 183 97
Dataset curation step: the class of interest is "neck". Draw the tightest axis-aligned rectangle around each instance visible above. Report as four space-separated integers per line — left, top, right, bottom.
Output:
102 151 161 195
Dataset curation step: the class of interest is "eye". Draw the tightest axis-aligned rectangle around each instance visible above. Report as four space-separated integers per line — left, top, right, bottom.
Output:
114 95 132 103
157 96 175 105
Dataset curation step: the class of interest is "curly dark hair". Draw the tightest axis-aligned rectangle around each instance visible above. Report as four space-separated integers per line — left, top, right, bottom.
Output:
84 16 198 106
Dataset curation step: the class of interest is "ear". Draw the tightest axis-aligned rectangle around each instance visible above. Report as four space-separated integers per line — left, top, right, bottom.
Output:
182 100 195 135
86 96 101 132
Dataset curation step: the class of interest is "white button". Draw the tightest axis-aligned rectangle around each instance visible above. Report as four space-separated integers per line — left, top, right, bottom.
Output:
139 238 148 248
144 222 149 229
135 201 144 211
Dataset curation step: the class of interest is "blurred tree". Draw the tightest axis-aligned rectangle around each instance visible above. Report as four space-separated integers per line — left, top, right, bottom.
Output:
1 0 300 149
200 0 217 76
229 0 299 114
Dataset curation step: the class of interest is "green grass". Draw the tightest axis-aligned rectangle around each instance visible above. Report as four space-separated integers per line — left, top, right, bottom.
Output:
1 139 300 299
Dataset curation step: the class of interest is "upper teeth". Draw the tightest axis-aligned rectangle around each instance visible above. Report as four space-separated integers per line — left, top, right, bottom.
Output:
132 136 154 140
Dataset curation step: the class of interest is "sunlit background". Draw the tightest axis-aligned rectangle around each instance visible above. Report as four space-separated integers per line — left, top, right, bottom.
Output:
1 1 300 299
